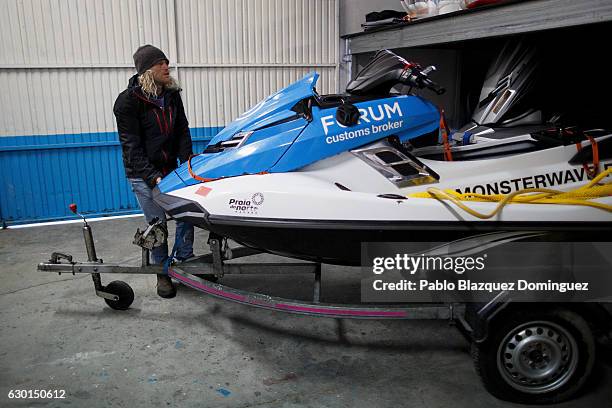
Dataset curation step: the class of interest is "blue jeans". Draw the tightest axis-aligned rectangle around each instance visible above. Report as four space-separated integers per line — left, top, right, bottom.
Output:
129 178 194 264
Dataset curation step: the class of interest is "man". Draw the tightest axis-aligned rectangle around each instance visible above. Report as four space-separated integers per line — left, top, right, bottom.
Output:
113 45 194 298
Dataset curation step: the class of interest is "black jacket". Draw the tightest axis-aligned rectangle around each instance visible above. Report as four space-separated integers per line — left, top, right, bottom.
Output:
114 74 193 188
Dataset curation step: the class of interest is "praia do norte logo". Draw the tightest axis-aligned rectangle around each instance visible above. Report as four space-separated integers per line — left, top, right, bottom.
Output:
228 193 265 214
321 102 404 144
251 192 264 205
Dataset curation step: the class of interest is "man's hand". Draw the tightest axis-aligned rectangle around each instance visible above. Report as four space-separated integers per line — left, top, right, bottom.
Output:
156 177 162 185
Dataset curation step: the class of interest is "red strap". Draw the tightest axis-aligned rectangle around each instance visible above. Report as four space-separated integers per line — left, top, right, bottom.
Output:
187 155 270 183
188 154 219 183
440 110 453 161
575 135 600 179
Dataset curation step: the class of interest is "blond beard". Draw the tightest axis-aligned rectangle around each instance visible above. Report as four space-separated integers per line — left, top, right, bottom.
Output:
138 70 179 98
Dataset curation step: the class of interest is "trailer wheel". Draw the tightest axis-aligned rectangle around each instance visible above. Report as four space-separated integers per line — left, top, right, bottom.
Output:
471 308 595 404
103 281 134 310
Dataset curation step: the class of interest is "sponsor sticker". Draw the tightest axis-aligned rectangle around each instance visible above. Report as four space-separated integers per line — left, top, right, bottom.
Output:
320 101 405 144
195 186 212 197
453 165 612 195
228 193 265 214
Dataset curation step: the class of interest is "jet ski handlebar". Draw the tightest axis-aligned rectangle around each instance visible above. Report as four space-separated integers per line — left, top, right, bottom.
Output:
400 64 446 95
421 77 446 95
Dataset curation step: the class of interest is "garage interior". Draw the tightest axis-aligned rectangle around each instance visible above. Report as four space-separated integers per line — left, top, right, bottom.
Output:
1 0 611 407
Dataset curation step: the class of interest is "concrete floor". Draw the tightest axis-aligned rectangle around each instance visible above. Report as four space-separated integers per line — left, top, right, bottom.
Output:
0 217 610 408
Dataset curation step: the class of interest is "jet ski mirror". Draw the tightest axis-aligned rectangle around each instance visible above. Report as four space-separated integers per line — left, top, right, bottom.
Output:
336 103 360 127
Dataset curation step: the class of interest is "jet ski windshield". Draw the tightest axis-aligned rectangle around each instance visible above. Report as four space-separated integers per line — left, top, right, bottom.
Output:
346 50 445 96
346 50 410 96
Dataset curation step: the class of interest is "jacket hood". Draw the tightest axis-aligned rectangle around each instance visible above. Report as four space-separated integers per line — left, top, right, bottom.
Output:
127 73 140 89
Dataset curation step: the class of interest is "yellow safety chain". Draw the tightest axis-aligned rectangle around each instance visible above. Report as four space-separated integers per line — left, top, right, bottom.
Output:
408 168 612 219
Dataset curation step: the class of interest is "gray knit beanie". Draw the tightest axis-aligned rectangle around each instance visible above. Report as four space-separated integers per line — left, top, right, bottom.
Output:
133 45 169 74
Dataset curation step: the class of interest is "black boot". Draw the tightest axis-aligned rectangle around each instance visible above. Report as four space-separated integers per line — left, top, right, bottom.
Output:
156 274 177 298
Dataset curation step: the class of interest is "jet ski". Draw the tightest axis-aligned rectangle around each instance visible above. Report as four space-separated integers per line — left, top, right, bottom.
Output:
153 47 612 266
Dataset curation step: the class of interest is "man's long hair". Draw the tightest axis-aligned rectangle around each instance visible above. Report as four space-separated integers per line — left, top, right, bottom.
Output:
138 70 179 98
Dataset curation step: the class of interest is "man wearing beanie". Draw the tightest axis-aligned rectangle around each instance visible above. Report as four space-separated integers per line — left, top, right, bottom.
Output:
113 45 194 299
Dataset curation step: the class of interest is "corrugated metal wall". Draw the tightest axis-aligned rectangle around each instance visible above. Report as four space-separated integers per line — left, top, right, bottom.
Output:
0 0 339 225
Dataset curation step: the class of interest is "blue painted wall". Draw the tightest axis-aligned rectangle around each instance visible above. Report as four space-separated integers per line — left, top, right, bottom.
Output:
0 127 222 226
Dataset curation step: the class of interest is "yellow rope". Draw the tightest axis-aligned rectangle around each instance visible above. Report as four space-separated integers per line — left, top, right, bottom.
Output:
408 168 612 219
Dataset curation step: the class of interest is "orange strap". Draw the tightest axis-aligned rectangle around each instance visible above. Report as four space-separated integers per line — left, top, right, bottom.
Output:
187 154 220 183
440 110 453 161
575 134 600 179
187 154 270 183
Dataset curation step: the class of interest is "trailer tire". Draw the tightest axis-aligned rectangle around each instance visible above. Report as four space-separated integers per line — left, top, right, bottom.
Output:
103 280 135 310
471 307 595 404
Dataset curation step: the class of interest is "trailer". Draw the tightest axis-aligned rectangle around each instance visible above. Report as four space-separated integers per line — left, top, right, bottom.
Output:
37 206 611 404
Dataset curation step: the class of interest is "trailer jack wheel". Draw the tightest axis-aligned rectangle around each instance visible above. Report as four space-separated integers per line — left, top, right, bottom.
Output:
103 281 135 310
471 307 595 404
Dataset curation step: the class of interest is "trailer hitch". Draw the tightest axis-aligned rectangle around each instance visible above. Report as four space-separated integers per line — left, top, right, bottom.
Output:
50 252 73 265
